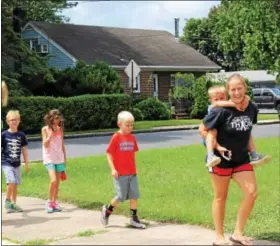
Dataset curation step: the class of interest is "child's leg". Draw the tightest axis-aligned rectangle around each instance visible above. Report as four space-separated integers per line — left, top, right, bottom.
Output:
11 185 18 204
249 134 271 167
128 176 146 228
6 183 14 202
206 129 217 154
2 166 19 212
47 168 57 202
248 135 257 155
54 172 61 202
206 129 221 167
130 199 137 210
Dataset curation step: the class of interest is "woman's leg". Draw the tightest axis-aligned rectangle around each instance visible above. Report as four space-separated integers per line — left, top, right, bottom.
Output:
210 173 231 244
231 170 257 245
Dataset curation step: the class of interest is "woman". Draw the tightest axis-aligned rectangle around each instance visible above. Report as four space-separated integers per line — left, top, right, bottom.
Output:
202 74 258 246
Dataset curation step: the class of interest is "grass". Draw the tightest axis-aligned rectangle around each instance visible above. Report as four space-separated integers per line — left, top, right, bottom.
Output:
27 114 278 138
3 137 279 241
258 114 279 121
77 229 107 237
24 239 53 245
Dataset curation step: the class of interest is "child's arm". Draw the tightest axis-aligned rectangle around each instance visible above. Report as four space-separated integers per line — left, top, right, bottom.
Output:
22 146 30 173
106 153 118 179
212 100 235 108
199 122 208 139
42 127 52 148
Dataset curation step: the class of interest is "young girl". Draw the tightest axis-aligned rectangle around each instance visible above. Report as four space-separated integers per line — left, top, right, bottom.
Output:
42 109 67 213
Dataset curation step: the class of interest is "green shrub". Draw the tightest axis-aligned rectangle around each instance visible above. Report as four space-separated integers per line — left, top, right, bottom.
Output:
1 94 130 133
131 107 144 121
135 98 171 120
191 76 212 118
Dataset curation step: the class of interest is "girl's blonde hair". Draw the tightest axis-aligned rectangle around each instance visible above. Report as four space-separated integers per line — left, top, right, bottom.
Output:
226 74 247 91
44 109 64 130
2 81 9 107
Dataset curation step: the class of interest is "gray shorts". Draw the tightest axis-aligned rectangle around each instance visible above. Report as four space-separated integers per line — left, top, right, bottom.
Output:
113 175 140 202
2 165 21 185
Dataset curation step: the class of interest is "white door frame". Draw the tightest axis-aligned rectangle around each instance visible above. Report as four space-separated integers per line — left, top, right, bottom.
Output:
153 74 159 98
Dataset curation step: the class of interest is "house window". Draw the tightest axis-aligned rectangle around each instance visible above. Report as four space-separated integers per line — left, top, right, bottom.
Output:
171 74 176 86
133 74 141 93
41 44 49 53
29 39 40 52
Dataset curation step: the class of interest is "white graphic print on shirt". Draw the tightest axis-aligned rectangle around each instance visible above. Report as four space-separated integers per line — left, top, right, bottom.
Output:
119 141 134 151
6 137 21 161
230 116 252 131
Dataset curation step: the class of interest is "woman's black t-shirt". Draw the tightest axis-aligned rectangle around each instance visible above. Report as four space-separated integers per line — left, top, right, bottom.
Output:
203 102 258 168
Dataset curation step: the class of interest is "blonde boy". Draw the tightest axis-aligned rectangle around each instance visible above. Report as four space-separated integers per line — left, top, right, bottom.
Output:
101 111 146 229
199 86 270 167
1 110 29 213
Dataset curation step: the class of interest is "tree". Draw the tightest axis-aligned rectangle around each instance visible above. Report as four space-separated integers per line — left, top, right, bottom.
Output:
182 8 234 71
1 0 78 95
215 0 280 79
182 0 280 79
47 61 124 97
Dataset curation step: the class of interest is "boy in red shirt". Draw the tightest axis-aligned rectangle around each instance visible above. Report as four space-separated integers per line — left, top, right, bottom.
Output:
101 111 146 229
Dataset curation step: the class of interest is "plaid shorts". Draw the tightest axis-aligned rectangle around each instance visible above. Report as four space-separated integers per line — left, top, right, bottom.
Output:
2 165 21 185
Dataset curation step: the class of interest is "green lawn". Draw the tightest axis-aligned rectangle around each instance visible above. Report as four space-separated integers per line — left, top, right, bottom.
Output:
3 137 279 241
27 114 278 138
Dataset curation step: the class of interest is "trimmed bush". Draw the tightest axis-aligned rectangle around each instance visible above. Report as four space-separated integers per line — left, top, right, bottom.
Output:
135 98 171 120
131 107 144 121
1 94 130 134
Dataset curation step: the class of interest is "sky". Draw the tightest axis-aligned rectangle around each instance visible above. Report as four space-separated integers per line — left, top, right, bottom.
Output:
63 1 220 35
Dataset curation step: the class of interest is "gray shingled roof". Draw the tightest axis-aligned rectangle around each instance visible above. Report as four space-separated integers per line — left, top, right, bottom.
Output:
29 21 220 70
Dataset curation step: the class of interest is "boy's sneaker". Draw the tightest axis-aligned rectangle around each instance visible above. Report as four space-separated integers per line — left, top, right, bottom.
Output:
52 201 62 212
11 203 23 212
101 205 109 226
250 154 271 167
130 216 146 229
46 201 54 213
206 155 221 168
5 199 14 213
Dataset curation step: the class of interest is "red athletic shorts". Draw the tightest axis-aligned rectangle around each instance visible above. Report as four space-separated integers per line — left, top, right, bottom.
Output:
208 163 253 176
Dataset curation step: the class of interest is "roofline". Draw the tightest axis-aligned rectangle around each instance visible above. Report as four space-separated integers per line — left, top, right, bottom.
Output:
113 65 221 72
22 22 77 63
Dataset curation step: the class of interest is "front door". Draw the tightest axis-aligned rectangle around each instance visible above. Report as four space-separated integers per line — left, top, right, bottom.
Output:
153 74 158 98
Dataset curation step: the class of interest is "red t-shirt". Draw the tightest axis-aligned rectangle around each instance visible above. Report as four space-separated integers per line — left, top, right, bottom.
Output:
106 132 139 175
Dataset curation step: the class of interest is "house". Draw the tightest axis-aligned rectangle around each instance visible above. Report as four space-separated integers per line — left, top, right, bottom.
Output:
209 70 278 88
21 21 221 101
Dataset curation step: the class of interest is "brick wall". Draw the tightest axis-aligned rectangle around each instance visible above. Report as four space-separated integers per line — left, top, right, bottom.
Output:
118 70 153 98
118 70 206 102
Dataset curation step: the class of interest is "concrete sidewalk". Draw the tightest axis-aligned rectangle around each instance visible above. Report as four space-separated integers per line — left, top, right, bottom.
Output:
2 196 279 245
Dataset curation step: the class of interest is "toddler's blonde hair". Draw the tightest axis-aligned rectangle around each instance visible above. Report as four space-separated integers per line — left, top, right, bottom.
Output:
117 111 134 123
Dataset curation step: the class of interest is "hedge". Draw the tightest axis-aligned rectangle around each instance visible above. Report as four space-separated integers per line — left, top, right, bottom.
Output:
1 94 130 134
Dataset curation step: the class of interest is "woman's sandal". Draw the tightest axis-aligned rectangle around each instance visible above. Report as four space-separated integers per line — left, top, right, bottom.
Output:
229 235 253 245
212 240 231 245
